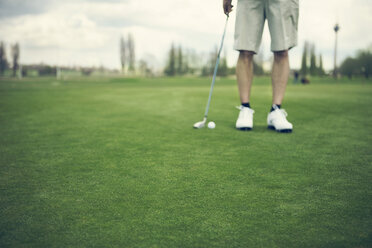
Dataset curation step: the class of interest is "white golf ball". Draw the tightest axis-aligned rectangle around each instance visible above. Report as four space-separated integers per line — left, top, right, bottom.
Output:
208 121 216 129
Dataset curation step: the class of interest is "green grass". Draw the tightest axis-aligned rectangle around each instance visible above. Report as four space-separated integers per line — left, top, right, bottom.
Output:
0 76 371 247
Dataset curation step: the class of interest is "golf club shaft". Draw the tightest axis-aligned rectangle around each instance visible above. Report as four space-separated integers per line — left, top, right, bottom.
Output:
204 16 229 118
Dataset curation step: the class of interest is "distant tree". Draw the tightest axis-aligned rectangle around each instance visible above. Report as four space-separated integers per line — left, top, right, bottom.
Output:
318 54 325 76
120 36 126 73
183 50 190 75
0 41 8 75
300 42 308 76
164 43 176 76
339 47 372 79
253 60 264 75
228 66 236 75
139 59 153 77
200 47 233 77
201 46 218 76
37 65 57 76
11 42 20 77
340 57 357 79
309 44 317 76
127 33 135 72
356 50 372 78
81 67 93 76
253 49 265 76
217 56 228 77
176 46 183 75
186 49 202 75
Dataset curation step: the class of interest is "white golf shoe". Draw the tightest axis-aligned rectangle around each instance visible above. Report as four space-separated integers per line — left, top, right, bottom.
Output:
236 105 254 130
267 106 293 133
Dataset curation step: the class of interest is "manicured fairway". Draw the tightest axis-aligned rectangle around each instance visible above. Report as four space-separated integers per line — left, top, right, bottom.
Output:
0 76 371 247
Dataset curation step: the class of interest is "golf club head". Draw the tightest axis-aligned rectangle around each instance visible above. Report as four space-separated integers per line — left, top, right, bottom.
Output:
193 118 207 129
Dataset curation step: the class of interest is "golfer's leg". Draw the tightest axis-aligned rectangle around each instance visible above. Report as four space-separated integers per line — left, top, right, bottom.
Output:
266 0 298 105
272 50 289 105
236 51 254 103
233 0 264 130
265 0 298 132
234 0 264 104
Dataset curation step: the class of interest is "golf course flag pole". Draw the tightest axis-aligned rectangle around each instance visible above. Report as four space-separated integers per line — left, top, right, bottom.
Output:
193 16 229 129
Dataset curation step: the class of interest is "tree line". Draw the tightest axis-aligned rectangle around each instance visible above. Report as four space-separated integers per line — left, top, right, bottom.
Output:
120 33 136 74
8 35 370 80
164 44 204 76
164 43 264 77
339 47 372 79
299 40 372 79
300 41 325 77
0 41 20 77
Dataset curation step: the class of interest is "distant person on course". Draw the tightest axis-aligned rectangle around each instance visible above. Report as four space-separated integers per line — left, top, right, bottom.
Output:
223 0 299 133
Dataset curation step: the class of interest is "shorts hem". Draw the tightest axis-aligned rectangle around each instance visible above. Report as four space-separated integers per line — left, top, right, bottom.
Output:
233 46 258 54
271 42 298 52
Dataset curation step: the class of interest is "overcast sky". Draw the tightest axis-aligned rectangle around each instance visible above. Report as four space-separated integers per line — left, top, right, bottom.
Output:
0 0 371 71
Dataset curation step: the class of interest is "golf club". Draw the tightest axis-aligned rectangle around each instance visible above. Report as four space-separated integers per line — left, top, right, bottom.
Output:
193 16 229 129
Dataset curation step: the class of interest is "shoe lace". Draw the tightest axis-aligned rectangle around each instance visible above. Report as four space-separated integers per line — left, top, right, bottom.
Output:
279 109 288 117
236 106 254 118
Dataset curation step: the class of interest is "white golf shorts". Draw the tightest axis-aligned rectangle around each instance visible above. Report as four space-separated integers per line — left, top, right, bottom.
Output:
234 0 299 53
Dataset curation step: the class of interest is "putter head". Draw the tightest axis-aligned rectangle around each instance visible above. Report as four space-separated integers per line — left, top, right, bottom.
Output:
193 117 207 129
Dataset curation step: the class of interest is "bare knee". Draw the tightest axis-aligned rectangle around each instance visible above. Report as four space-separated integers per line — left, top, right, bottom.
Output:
273 50 288 61
239 50 255 62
